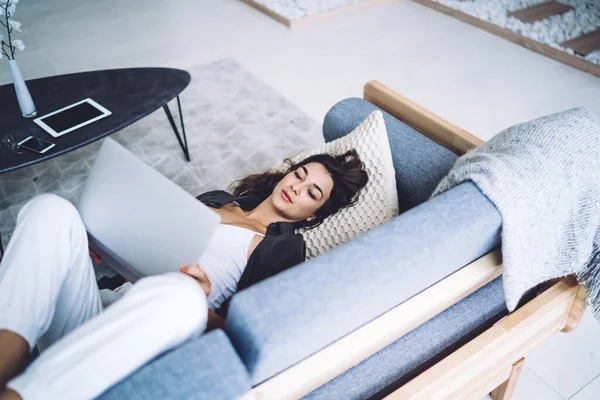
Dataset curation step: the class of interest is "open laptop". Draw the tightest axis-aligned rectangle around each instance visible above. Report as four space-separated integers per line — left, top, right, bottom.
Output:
77 138 220 279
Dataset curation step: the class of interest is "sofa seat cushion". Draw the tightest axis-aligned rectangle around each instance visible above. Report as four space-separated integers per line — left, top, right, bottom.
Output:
96 330 251 400
323 98 458 213
303 277 507 399
225 182 501 385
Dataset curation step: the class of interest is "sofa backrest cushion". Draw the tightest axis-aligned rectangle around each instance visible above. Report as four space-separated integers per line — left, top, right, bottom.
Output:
323 98 458 213
225 182 501 385
97 330 251 400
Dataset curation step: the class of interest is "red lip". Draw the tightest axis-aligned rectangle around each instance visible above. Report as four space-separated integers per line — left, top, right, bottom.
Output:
282 190 292 203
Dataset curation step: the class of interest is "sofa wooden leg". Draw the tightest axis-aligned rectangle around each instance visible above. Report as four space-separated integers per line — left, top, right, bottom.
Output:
490 358 525 400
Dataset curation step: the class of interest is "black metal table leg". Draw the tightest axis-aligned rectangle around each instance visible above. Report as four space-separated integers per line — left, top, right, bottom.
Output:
163 95 190 162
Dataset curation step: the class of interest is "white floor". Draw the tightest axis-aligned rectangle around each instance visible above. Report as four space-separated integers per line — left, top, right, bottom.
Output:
2 0 600 398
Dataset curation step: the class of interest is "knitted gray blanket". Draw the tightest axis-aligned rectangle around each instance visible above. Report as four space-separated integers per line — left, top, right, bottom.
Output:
431 108 600 320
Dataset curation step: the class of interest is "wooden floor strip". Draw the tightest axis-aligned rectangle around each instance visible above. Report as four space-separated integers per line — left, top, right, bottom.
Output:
508 1 574 23
562 29 600 56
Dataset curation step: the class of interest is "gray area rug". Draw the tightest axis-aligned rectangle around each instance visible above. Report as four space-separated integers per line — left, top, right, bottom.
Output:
0 58 322 277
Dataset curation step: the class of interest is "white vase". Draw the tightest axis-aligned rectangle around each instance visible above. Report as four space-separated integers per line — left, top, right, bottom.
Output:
8 59 37 118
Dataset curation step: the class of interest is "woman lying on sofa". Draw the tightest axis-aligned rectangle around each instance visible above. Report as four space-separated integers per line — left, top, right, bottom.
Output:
0 150 368 400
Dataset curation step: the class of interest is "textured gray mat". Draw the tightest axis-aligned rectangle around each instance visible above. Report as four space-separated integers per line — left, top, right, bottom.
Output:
0 58 321 277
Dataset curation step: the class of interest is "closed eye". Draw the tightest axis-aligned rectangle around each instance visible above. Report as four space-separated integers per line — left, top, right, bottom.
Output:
295 168 318 200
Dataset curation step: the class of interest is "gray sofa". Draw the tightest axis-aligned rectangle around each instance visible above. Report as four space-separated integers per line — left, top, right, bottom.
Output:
95 84 582 400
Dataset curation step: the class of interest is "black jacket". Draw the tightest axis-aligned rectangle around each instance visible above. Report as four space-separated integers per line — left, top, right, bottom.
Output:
196 190 306 314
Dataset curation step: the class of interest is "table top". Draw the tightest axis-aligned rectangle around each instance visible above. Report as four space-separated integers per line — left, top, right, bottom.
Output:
0 67 191 174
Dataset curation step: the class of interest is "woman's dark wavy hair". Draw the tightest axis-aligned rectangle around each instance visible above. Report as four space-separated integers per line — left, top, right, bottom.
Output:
230 150 369 229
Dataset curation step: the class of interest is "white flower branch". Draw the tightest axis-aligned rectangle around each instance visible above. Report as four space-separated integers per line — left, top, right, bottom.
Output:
1 47 10 59
0 0 25 61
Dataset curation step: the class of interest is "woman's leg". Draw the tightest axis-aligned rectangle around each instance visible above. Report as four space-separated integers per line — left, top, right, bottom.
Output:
0 332 27 391
7 273 208 400
0 194 103 387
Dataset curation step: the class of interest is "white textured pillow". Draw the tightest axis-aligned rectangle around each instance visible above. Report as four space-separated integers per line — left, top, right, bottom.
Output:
289 110 398 259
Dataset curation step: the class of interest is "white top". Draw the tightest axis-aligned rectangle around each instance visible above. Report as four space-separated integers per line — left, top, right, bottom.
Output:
200 224 264 309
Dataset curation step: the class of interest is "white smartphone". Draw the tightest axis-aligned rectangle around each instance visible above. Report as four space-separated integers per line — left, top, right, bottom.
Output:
33 98 112 138
17 136 56 154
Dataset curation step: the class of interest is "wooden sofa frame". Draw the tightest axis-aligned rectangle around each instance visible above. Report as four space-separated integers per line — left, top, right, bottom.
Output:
241 81 587 400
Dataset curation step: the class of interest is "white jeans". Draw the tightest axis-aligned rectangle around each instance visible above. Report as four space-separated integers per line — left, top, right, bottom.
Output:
0 194 208 400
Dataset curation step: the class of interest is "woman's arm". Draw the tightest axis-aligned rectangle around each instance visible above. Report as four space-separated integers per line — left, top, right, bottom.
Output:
237 233 306 292
179 264 211 298
179 265 227 331
207 309 226 331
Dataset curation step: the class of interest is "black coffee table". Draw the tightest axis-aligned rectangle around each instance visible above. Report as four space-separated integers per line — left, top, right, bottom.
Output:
0 67 192 175
0 67 192 259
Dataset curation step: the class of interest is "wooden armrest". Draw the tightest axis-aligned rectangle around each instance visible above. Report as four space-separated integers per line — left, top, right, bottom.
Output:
247 250 503 400
363 81 483 155
562 283 587 332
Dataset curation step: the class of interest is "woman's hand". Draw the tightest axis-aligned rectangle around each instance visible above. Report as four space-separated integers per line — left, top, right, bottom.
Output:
179 264 211 298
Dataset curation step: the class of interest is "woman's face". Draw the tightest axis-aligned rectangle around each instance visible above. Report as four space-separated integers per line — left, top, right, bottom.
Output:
272 162 334 222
